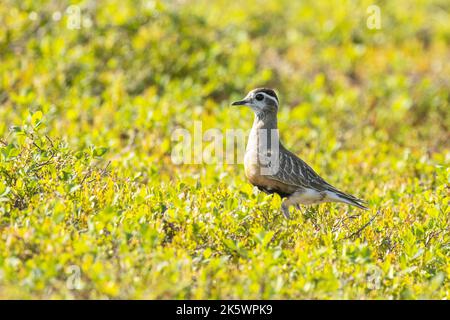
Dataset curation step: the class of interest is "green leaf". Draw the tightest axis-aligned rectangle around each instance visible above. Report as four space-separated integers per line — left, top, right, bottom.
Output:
93 147 109 158
10 126 23 133
31 111 43 128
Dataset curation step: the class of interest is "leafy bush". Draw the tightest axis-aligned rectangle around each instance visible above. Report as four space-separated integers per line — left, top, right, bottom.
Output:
0 0 448 299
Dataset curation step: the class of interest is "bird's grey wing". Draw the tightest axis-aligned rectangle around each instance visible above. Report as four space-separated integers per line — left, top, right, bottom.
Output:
266 147 367 206
258 144 367 209
267 147 329 191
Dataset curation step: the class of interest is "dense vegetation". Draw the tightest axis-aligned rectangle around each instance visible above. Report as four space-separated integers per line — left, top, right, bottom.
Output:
0 0 449 299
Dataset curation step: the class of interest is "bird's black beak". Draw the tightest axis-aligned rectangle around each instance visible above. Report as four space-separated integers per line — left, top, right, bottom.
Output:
231 99 250 106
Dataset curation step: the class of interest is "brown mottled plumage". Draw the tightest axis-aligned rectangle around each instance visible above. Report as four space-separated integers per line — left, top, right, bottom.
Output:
232 88 367 218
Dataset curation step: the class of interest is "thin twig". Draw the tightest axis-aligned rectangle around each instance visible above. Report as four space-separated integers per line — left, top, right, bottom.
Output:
45 134 54 148
345 210 381 239
32 142 43 151
100 161 111 176
80 169 92 185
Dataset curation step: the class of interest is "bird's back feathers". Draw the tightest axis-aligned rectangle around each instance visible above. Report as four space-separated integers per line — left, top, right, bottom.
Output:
260 143 368 209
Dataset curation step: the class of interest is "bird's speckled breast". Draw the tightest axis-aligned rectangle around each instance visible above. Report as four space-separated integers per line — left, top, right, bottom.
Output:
244 122 297 196
244 125 262 184
244 151 261 185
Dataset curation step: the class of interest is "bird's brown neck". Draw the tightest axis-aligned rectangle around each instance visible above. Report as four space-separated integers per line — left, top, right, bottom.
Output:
253 111 278 130
247 111 280 155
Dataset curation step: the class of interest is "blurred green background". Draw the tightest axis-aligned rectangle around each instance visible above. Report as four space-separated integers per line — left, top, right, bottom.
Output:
0 0 449 299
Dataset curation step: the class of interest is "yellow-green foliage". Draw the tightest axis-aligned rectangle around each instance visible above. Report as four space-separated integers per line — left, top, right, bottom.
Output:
0 0 449 299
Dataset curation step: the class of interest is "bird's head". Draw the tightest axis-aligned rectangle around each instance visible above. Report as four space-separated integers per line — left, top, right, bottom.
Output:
232 88 279 114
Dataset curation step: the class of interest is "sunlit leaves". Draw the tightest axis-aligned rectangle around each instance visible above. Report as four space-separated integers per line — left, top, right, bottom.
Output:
0 0 448 300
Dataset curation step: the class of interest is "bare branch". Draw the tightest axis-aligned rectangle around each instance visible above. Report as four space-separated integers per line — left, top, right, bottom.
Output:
345 210 381 240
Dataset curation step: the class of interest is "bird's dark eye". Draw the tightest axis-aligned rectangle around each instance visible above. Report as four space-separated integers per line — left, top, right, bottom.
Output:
255 94 264 101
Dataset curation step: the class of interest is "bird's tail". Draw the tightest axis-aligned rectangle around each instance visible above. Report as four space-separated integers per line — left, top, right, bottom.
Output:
328 189 368 210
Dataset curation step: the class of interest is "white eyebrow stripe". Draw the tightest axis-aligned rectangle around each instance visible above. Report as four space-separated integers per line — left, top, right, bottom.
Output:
257 92 278 105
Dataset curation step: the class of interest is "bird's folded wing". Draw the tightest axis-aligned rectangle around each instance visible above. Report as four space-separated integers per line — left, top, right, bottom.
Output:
264 146 366 206
267 148 330 191
269 148 362 199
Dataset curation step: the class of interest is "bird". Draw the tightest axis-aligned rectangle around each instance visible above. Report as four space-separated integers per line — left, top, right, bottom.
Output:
231 88 368 218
